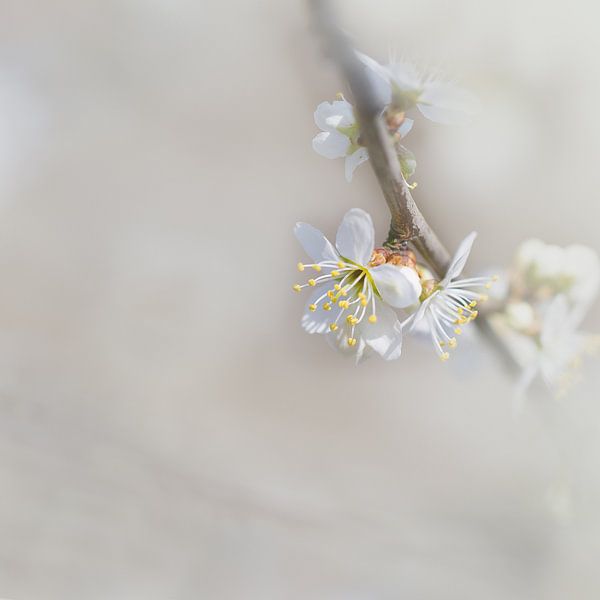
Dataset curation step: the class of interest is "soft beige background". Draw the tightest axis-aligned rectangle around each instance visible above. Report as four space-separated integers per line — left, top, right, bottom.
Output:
1 1 600 598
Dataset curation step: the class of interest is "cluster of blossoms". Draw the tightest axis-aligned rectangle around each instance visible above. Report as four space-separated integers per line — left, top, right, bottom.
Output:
293 208 495 363
312 52 479 181
488 239 600 400
298 49 599 399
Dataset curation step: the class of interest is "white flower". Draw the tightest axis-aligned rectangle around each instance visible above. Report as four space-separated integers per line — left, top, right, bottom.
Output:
357 52 480 125
404 232 495 360
312 97 413 182
513 295 597 402
515 238 600 313
292 208 422 362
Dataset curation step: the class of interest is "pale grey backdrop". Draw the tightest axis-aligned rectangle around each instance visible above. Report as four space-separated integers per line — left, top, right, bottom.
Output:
1 1 600 598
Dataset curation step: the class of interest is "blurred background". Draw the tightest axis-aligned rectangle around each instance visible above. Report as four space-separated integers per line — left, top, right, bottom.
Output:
1 0 600 598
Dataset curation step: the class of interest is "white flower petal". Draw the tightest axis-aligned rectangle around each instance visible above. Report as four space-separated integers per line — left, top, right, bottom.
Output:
335 208 374 265
540 294 570 345
312 130 350 159
344 147 369 182
442 231 477 285
388 61 422 92
418 82 480 125
300 286 333 335
404 293 436 333
360 299 403 360
355 51 392 106
326 328 371 363
314 100 355 132
398 117 413 138
370 264 422 308
294 222 339 263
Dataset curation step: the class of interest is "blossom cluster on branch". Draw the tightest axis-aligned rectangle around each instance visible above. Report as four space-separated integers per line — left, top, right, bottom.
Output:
488 239 600 401
293 50 598 401
312 52 479 182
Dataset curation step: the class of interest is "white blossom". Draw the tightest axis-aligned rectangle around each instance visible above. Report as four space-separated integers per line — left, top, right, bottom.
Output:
515 238 600 313
293 208 422 362
512 295 598 402
312 97 413 182
404 232 495 360
357 52 480 125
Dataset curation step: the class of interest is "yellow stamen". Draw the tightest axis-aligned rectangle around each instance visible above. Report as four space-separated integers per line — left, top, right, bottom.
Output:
329 323 338 332
313 265 322 272
292 284 302 292
347 337 357 347
337 261 345 268
368 314 377 323
440 352 450 362
331 270 340 277
308 279 316 286
323 303 332 311
297 262 305 272
448 338 457 348
309 304 317 312
334 284 341 291
454 327 462 335
469 301 477 308
361 298 368 306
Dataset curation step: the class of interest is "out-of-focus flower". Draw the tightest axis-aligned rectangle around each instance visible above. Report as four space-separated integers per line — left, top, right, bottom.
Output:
504 301 536 332
404 232 496 360
514 238 600 312
357 52 480 125
293 208 421 362
312 95 413 182
511 295 599 401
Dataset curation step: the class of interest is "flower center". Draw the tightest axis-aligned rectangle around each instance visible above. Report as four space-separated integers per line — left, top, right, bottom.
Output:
292 257 380 346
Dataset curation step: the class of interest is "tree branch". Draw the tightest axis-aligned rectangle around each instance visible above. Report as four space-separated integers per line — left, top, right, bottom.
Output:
308 0 519 372
308 0 450 277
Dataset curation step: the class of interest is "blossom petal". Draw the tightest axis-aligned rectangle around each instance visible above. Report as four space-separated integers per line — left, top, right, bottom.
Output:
314 100 355 132
404 293 437 333
540 294 570 345
361 299 403 360
355 51 392 106
294 222 339 263
398 117 413 138
441 231 477 285
418 82 480 125
312 131 350 159
335 208 374 265
370 264 422 308
344 147 369 182
326 328 371 363
301 286 333 335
